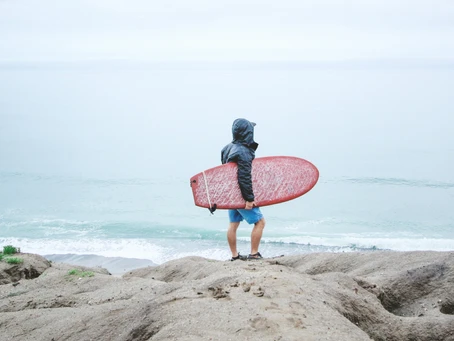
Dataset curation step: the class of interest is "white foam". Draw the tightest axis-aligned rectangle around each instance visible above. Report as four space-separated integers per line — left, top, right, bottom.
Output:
260 234 454 252
2 232 453 268
0 237 172 264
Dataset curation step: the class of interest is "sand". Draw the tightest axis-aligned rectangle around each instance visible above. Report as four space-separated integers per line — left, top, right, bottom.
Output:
1 251 453 340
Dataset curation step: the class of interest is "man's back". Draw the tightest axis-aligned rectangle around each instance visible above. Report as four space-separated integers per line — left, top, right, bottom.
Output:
221 142 254 165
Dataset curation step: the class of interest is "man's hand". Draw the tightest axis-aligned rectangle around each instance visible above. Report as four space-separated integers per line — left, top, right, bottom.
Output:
245 201 255 210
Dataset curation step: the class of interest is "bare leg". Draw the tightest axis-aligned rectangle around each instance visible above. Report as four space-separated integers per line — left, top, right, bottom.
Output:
227 222 241 257
250 218 265 255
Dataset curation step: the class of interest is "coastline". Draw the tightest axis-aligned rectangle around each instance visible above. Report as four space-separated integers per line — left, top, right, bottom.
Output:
1 250 453 340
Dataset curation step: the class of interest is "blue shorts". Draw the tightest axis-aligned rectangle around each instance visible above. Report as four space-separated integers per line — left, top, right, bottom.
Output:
228 207 263 225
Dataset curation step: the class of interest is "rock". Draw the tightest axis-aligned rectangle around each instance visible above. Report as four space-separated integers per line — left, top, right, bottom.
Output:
0 251 453 341
0 253 51 285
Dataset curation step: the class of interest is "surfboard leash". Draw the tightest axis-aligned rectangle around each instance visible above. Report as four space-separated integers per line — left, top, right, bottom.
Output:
202 171 217 214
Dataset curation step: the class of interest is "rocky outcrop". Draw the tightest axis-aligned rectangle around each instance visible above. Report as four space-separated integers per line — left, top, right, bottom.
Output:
0 253 51 285
0 251 453 341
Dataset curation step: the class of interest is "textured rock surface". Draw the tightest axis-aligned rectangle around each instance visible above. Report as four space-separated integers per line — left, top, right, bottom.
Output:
0 251 453 341
0 253 51 285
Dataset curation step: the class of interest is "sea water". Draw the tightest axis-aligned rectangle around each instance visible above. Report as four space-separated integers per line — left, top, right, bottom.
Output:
1 61 453 272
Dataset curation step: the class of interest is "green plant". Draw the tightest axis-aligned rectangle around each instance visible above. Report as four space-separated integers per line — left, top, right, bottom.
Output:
5 257 23 264
0 254 3 261
3 245 18 255
68 269 94 278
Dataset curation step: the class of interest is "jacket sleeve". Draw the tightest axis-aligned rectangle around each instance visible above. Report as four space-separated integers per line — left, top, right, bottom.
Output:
221 145 231 164
237 154 254 202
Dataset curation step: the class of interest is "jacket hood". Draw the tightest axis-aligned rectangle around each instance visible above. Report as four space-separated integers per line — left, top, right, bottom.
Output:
232 118 257 148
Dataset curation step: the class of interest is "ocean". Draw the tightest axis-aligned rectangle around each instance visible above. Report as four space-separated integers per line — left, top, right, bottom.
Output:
1 61 453 273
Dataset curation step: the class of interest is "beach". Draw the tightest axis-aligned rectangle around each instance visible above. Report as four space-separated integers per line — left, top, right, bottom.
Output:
1 251 453 341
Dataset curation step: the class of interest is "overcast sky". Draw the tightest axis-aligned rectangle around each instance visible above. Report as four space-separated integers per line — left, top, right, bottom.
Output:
1 0 453 62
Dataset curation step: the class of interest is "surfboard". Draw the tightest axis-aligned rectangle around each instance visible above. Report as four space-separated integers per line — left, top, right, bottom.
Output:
190 156 319 212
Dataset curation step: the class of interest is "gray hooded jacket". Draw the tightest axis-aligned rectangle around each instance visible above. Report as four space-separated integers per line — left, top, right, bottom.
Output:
221 119 259 202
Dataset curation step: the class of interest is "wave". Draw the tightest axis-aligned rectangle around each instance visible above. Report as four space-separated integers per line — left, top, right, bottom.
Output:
0 218 104 239
0 237 172 264
0 170 182 186
0 217 230 241
4 171 452 189
1 232 452 267
338 177 454 189
259 234 454 252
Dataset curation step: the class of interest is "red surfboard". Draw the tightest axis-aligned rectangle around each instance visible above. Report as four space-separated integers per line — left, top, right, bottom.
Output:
190 156 319 212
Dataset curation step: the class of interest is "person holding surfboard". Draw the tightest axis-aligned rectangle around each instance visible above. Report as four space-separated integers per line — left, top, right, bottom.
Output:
221 118 265 261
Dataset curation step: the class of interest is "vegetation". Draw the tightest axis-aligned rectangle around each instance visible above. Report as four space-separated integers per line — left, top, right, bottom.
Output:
68 269 95 278
0 245 22 264
5 257 23 264
3 245 19 255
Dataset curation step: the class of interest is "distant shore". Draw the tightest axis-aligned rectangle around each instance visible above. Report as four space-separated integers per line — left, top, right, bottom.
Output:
44 253 157 276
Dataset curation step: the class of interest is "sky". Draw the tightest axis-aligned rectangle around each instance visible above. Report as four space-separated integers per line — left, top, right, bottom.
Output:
1 0 453 62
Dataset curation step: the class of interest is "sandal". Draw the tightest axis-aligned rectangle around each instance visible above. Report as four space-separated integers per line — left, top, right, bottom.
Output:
247 252 263 260
231 253 247 261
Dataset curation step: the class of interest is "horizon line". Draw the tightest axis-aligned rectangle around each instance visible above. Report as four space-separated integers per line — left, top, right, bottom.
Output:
1 58 453 69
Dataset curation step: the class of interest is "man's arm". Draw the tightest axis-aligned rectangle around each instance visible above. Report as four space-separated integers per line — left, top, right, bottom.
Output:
237 156 254 205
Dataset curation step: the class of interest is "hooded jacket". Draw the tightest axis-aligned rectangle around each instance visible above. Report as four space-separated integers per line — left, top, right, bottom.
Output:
221 119 259 202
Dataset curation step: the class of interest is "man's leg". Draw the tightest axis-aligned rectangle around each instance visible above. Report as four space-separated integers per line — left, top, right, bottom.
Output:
227 221 241 257
250 218 265 255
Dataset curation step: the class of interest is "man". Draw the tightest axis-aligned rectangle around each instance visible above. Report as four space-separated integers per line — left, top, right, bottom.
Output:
221 118 266 260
